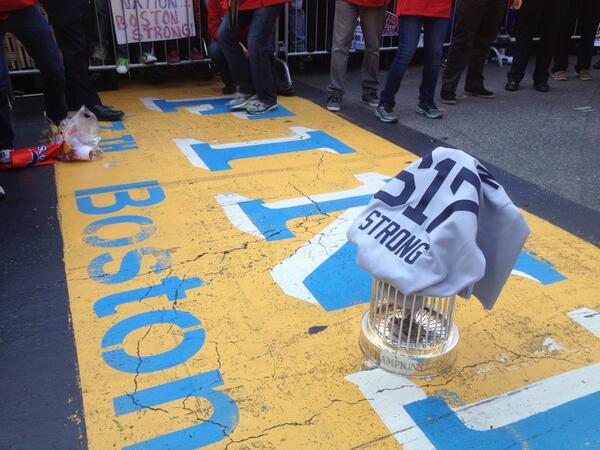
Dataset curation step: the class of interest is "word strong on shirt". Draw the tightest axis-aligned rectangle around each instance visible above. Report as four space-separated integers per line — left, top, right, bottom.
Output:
357 209 430 265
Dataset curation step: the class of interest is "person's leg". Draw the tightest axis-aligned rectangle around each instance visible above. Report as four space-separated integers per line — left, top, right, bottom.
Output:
328 0 359 96
379 16 423 108
246 5 283 107
507 0 542 82
534 0 569 84
552 0 577 73
0 36 14 149
208 41 235 87
358 4 387 98
419 16 450 107
9 6 67 125
289 0 307 53
217 10 255 95
574 0 600 73
464 0 506 93
40 0 101 110
441 0 486 96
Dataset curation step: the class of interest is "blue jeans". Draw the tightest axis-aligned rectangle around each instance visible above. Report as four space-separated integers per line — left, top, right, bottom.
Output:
217 5 283 104
0 5 67 148
380 15 449 107
208 41 234 87
288 0 306 53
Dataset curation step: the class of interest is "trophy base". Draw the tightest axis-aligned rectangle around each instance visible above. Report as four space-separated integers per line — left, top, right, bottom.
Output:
359 312 459 378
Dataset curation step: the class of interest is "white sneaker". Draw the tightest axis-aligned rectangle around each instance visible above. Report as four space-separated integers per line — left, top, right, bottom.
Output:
116 57 129 75
227 93 257 110
142 52 157 64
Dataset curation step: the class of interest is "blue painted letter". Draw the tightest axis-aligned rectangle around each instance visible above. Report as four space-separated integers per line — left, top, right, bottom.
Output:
114 369 239 449
102 310 205 373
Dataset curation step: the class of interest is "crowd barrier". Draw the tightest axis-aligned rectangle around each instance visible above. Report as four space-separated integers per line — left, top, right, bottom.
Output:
3 0 596 76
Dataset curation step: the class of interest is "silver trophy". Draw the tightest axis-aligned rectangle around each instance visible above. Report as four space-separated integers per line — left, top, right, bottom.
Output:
359 278 459 377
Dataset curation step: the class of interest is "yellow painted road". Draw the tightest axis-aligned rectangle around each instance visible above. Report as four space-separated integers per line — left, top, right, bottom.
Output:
55 79 600 449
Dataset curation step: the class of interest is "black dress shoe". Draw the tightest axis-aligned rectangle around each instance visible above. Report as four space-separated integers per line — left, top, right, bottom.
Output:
533 81 550 92
505 80 520 91
89 104 124 121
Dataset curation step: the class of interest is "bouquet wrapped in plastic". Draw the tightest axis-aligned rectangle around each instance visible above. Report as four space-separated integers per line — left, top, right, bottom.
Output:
58 106 102 161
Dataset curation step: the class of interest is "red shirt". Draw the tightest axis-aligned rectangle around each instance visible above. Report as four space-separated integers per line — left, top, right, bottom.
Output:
396 0 452 18
208 0 228 39
345 0 391 7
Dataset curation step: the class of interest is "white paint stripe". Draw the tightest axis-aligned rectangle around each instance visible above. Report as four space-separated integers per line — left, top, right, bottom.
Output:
205 126 314 149
271 207 364 304
349 308 600 448
346 369 434 450
510 269 538 282
266 173 387 209
140 97 162 112
173 138 209 170
140 95 235 113
457 363 600 430
215 194 265 239
568 307 600 339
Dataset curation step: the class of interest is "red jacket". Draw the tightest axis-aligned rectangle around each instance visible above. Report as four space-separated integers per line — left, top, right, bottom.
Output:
239 0 289 11
208 0 228 39
345 0 390 7
0 0 36 20
396 0 452 18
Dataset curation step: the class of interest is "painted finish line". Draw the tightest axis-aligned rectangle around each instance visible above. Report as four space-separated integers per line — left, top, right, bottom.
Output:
53 83 600 450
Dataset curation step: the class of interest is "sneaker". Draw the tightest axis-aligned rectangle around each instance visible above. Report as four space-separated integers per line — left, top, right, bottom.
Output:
245 99 278 115
375 104 398 123
552 70 568 81
533 81 550 92
191 48 203 61
227 93 256 110
167 50 181 65
115 57 129 75
464 88 495 99
222 84 237 95
576 69 592 81
505 79 519 91
440 91 457 105
326 94 342 112
142 52 157 64
361 92 379 107
277 83 296 97
91 45 107 62
416 102 442 119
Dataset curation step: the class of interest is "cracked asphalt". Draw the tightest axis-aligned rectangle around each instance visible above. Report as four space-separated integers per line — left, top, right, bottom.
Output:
1 77 600 449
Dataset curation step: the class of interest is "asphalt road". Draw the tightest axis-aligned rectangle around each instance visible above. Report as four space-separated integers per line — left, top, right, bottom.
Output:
296 55 600 214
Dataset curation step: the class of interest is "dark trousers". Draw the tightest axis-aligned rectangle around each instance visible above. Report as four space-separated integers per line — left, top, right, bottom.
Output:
0 6 67 148
380 15 449 107
217 5 283 105
508 0 569 83
441 0 507 94
553 0 600 72
41 0 101 109
208 41 234 87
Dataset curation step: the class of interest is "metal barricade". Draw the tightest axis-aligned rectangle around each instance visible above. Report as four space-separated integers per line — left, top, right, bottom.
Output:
359 278 459 377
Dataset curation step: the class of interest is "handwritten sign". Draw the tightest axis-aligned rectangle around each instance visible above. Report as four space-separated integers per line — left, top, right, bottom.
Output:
351 12 399 51
110 0 196 44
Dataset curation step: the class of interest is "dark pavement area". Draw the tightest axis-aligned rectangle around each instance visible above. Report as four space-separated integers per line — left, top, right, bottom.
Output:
0 98 87 449
295 55 600 215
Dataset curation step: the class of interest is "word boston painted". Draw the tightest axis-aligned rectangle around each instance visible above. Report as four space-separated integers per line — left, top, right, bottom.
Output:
74 179 238 448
